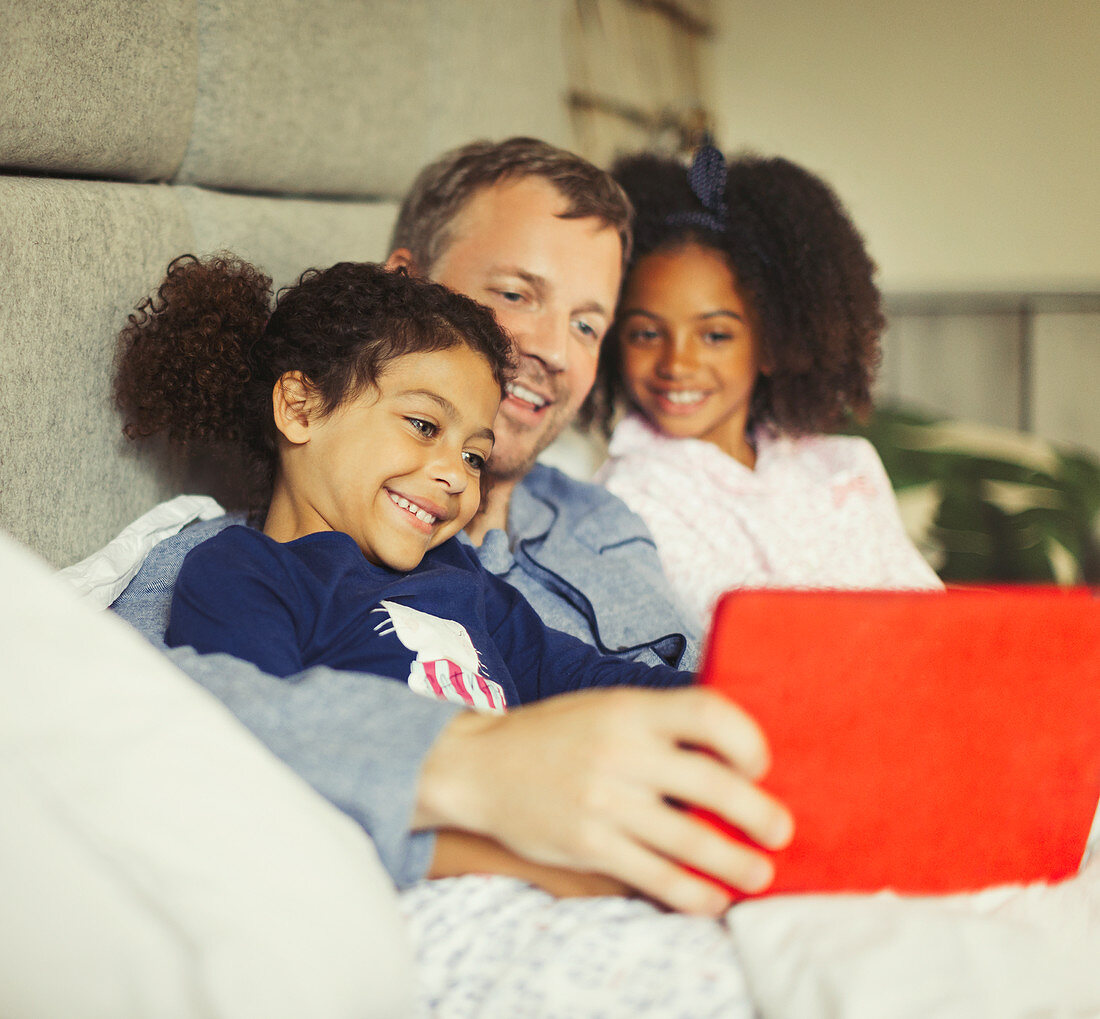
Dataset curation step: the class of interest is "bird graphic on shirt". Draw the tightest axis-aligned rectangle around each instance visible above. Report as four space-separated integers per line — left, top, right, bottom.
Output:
373 600 507 712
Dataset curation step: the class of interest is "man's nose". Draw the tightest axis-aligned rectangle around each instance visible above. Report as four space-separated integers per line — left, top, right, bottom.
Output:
516 312 568 373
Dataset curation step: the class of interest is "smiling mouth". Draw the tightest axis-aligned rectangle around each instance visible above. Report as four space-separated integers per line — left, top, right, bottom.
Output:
505 381 550 412
649 388 710 411
660 390 707 405
388 491 441 527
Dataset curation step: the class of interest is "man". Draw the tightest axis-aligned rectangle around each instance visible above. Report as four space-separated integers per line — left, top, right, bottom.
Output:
112 138 791 915
387 138 698 668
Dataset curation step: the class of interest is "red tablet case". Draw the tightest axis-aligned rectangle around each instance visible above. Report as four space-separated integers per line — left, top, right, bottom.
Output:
696 587 1100 897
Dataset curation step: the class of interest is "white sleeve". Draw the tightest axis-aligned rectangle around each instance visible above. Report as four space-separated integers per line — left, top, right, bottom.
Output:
846 437 943 589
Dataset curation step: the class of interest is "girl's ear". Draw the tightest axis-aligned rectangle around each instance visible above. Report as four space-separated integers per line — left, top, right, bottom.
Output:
272 371 321 445
756 341 775 378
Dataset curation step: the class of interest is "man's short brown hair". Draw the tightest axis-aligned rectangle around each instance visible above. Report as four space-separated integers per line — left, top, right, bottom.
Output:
389 137 633 273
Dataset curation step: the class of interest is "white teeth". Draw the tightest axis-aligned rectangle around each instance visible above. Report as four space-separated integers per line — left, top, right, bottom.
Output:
389 492 437 525
506 382 548 408
664 390 705 405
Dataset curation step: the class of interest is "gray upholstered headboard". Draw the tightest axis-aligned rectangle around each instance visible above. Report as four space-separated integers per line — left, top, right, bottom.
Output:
0 0 573 568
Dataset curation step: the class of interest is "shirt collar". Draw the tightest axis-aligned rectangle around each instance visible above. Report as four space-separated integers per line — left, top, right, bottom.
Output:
460 468 556 574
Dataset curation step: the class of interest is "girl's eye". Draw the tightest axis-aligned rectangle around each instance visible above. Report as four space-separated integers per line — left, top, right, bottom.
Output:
704 331 734 344
407 417 438 438
463 451 486 471
625 327 661 346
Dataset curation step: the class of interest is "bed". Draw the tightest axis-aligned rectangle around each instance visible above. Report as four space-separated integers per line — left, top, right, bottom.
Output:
3 3 1099 1016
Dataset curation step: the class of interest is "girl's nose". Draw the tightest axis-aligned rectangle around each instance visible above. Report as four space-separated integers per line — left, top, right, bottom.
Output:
655 338 697 378
432 450 468 493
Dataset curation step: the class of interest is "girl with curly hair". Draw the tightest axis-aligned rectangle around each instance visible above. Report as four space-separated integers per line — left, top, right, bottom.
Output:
589 145 940 626
115 254 694 712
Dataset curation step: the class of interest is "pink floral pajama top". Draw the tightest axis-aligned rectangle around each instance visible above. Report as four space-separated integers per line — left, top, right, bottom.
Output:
596 415 943 626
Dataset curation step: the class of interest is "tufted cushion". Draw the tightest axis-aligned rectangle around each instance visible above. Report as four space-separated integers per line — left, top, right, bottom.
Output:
177 185 398 289
0 175 196 567
0 0 196 181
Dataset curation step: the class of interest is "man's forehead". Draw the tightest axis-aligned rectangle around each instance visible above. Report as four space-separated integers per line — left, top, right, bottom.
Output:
434 177 623 292
450 177 620 252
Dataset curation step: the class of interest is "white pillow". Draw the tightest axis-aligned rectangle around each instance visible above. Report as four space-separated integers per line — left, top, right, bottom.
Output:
728 863 1100 1018
0 530 413 1018
56 494 226 608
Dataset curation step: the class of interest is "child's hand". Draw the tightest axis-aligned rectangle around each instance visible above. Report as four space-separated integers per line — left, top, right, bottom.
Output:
415 686 794 916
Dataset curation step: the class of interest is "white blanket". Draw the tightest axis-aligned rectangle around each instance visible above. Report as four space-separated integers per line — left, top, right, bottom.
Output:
401 863 1100 1018
67 499 1100 1016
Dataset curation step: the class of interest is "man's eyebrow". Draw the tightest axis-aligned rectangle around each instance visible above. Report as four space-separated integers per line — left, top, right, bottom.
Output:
573 298 611 319
488 267 547 297
399 389 495 441
488 268 610 319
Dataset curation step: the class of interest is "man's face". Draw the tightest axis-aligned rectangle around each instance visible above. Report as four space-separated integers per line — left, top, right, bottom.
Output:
421 177 623 481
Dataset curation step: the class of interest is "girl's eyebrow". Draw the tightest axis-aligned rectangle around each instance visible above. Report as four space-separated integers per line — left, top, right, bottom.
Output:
399 388 495 441
620 307 745 323
699 309 745 323
400 388 456 413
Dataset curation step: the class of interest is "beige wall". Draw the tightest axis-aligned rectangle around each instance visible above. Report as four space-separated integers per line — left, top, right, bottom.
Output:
704 0 1099 294
701 1 1100 457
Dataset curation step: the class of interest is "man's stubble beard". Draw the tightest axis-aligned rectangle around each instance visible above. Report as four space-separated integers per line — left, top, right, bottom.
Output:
485 396 577 484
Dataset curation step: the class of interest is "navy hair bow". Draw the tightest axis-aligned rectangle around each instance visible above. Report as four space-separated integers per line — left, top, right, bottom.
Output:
667 139 728 233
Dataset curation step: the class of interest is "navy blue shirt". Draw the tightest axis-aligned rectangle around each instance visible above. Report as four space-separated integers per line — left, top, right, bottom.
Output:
167 526 691 710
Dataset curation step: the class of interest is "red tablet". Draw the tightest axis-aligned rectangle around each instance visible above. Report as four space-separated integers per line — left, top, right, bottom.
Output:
696 587 1100 897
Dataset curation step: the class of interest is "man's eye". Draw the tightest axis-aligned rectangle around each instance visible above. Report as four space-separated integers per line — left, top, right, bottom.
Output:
463 451 486 470
572 318 600 343
407 418 437 437
497 290 524 304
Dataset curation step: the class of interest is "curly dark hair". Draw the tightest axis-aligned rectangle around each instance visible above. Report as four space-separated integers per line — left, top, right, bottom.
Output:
582 149 883 437
115 254 516 513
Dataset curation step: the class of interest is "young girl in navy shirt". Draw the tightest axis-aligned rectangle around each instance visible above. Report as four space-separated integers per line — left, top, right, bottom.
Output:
115 256 691 711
